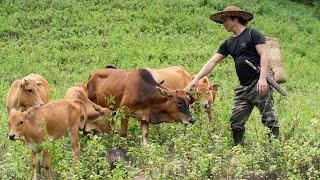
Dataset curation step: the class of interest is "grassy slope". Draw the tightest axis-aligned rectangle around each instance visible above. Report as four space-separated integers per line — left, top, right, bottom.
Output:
0 0 319 179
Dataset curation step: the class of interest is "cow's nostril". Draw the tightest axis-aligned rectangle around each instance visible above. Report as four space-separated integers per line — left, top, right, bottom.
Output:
9 134 15 140
40 103 44 106
188 118 194 125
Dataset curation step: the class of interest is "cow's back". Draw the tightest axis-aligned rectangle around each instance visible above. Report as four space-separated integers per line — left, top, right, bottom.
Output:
33 99 80 140
88 68 128 108
88 68 167 111
6 80 22 112
148 66 193 90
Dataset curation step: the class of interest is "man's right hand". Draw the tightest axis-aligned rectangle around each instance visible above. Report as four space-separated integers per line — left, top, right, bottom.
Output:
184 78 199 92
183 53 224 92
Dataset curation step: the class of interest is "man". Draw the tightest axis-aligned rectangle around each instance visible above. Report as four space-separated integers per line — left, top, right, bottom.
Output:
184 6 279 146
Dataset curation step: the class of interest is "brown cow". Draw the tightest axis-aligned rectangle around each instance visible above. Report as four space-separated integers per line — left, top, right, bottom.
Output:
148 66 219 124
87 68 193 144
64 83 112 134
8 99 82 180
6 74 50 113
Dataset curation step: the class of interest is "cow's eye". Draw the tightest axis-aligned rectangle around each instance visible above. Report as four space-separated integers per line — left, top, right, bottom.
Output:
19 120 24 125
177 100 184 107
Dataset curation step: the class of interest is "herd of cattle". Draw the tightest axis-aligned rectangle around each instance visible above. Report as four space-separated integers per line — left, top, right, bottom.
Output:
5 66 218 179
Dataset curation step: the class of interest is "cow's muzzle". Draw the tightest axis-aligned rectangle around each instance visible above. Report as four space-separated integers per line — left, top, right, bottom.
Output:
204 104 210 109
8 134 16 141
189 118 195 124
183 117 194 125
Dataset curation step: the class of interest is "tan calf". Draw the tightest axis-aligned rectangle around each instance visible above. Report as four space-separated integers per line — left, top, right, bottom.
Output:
8 99 82 180
6 74 49 113
64 83 112 134
196 77 219 124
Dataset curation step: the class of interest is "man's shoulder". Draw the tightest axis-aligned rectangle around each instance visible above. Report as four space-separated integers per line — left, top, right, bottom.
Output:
248 28 264 36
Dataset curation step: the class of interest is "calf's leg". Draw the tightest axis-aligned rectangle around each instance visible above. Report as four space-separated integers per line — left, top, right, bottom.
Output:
70 126 80 159
32 150 40 180
205 103 214 125
43 149 52 180
140 121 149 144
120 119 128 137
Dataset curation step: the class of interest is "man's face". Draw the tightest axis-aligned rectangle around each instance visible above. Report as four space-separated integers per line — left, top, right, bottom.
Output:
222 16 235 31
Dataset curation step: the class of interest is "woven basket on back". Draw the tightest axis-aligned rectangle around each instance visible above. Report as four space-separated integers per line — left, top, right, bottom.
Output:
266 37 287 83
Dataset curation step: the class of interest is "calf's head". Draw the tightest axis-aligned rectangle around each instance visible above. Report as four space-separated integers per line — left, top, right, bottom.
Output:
19 79 44 107
195 78 219 109
8 109 34 141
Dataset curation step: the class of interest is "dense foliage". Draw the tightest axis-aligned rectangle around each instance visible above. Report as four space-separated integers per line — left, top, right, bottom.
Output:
290 0 318 6
0 0 319 179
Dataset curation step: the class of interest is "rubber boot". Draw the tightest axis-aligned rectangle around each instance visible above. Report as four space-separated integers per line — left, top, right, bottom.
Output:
268 127 280 140
232 129 245 146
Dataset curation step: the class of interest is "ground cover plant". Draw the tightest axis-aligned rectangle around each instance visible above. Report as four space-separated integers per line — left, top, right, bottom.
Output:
0 0 320 179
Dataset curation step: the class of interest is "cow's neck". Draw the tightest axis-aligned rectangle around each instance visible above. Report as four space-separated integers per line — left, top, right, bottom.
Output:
149 112 175 124
23 121 46 144
149 102 172 117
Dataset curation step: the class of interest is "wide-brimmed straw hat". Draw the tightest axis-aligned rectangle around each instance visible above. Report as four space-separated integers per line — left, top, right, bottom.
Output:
210 6 253 24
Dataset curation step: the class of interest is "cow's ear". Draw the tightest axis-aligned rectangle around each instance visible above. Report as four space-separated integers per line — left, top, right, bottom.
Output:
10 108 18 115
27 109 36 118
209 84 220 91
76 82 85 88
23 79 28 85
202 77 208 83
20 81 25 88
20 79 28 88
156 87 173 99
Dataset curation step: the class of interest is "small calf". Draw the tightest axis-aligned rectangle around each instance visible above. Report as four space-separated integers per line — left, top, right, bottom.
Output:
6 74 50 113
8 99 82 180
64 83 112 134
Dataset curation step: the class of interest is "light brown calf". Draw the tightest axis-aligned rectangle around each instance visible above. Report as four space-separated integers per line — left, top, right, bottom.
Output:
8 99 82 180
6 74 49 113
64 83 112 134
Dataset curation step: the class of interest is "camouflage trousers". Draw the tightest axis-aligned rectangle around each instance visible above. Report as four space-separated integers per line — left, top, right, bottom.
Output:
230 80 279 132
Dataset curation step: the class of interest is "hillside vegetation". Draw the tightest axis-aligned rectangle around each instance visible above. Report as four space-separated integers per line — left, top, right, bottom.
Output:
0 0 320 179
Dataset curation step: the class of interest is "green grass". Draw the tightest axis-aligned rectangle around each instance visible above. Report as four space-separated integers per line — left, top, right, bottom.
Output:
1 0 320 179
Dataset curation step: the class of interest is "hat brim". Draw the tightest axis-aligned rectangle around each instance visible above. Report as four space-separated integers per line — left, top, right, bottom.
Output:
210 11 253 24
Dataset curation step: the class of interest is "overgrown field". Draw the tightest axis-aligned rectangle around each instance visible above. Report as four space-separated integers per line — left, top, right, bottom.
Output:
1 0 320 179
